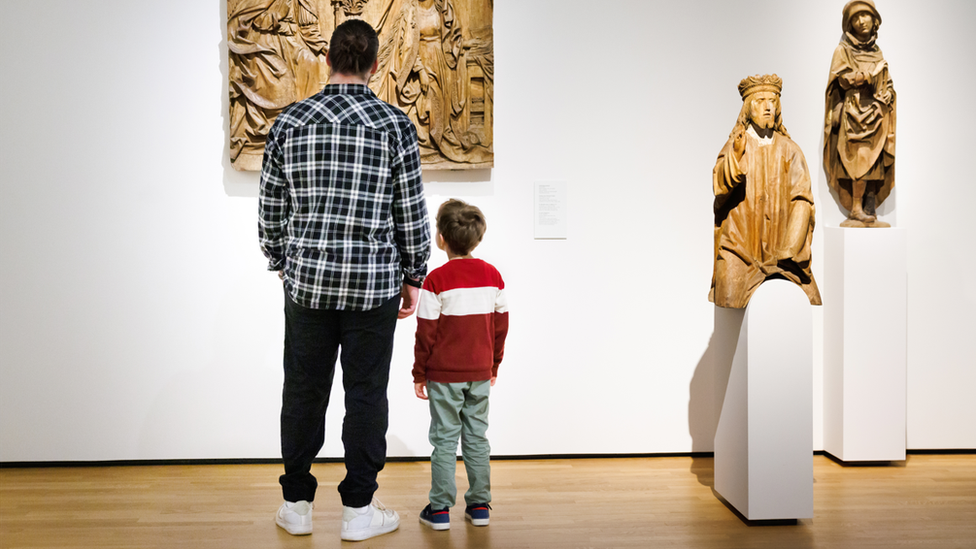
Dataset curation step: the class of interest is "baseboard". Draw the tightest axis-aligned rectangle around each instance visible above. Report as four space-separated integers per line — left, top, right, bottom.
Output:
1 449 971 469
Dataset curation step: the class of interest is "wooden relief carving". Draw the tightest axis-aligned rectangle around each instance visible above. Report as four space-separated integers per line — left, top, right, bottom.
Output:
228 0 493 171
710 75 823 309
823 0 895 228
228 0 331 171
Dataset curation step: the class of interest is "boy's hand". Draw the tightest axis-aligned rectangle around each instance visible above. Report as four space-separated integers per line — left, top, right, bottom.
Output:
490 376 496 387
414 382 428 400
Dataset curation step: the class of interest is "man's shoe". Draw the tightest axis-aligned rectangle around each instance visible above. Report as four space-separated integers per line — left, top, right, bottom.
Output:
340 498 400 541
275 500 313 535
464 503 490 526
419 503 451 530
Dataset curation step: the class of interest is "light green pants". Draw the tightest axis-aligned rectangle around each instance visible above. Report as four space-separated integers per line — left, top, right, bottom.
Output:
427 380 491 509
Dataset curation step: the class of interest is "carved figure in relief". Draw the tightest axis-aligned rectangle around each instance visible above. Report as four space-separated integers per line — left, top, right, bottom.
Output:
824 0 896 228
228 0 329 170
710 75 823 309
372 0 493 168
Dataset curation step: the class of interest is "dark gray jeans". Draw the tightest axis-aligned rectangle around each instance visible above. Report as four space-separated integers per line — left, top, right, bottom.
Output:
279 291 399 507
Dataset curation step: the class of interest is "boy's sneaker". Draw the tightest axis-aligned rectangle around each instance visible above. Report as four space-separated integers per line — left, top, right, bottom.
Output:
275 500 313 535
419 503 451 530
464 503 491 526
340 498 400 541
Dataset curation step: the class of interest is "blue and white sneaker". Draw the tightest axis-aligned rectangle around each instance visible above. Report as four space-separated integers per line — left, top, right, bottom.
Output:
419 504 450 530
464 503 491 526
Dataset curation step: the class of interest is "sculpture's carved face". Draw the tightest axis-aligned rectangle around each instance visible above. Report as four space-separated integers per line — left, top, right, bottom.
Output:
851 12 874 40
747 92 779 130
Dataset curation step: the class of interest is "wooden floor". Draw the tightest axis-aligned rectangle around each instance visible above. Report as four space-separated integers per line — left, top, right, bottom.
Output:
1 454 974 549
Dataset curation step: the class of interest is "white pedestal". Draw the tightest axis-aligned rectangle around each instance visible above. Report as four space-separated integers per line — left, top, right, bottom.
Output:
713 280 814 520
823 227 907 462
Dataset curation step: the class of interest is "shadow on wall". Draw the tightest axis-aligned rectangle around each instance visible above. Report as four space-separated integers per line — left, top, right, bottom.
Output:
688 306 744 487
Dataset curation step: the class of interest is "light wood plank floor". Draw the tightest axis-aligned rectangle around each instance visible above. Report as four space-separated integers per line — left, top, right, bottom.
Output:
2 455 974 549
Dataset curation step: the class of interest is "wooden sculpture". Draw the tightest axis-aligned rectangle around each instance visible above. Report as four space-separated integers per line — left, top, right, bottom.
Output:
823 0 896 228
229 0 330 171
710 75 823 309
373 0 493 169
228 0 493 171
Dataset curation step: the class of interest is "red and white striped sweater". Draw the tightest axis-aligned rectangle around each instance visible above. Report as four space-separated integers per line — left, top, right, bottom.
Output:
412 258 509 384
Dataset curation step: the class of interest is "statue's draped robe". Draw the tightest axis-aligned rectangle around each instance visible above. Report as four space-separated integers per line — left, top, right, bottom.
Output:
373 0 492 165
710 130 823 309
823 32 896 210
228 0 327 166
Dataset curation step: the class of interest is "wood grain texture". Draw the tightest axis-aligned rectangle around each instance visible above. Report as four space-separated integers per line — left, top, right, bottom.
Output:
228 0 493 171
2 455 974 549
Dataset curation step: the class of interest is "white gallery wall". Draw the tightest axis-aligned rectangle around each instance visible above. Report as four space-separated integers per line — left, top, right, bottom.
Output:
1 0 973 462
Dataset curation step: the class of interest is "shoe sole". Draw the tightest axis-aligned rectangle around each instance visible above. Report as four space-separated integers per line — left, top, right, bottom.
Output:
465 514 489 527
275 516 312 535
419 517 451 530
340 521 399 541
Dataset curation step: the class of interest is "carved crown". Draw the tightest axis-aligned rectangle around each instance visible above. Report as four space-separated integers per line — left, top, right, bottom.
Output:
738 74 783 99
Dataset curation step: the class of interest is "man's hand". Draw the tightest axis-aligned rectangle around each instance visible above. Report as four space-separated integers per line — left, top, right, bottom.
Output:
415 382 428 400
398 283 420 319
490 376 496 387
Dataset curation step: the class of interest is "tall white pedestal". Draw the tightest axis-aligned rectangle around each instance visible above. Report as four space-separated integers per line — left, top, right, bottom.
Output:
823 227 907 462
714 280 814 520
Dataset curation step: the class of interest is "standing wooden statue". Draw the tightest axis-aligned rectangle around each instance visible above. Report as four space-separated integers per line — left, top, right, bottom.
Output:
823 0 896 228
710 75 823 309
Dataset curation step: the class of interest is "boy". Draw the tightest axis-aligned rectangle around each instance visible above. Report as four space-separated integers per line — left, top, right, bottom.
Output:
413 199 509 530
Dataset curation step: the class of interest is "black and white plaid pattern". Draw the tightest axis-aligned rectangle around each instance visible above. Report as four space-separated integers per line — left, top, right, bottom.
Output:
259 84 430 311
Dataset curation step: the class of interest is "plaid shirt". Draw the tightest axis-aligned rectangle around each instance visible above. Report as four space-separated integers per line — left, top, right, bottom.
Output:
259 84 430 311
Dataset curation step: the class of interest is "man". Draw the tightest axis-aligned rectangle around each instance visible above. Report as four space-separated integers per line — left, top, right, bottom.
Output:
258 19 430 542
709 74 822 309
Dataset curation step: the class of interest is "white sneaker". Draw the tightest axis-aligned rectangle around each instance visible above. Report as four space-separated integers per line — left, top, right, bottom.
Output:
340 498 400 541
275 500 313 535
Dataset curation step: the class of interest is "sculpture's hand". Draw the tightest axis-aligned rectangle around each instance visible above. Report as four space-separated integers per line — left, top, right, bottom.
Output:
773 248 794 262
854 71 868 88
732 126 746 162
878 88 893 106
414 59 430 92
839 72 856 89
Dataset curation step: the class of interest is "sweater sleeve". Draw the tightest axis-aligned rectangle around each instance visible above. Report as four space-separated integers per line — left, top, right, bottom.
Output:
492 283 509 377
412 286 441 383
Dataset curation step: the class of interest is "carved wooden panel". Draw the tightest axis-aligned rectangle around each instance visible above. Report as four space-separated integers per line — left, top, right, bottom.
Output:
229 0 493 171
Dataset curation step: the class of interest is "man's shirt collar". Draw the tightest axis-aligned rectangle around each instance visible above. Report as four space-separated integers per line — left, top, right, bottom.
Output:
322 83 374 96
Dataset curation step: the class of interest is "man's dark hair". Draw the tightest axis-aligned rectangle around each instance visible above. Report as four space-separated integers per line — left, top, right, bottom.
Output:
328 19 379 76
437 199 486 256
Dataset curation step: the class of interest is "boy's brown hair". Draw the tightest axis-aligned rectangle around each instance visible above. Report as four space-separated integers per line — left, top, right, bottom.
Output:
436 199 486 256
